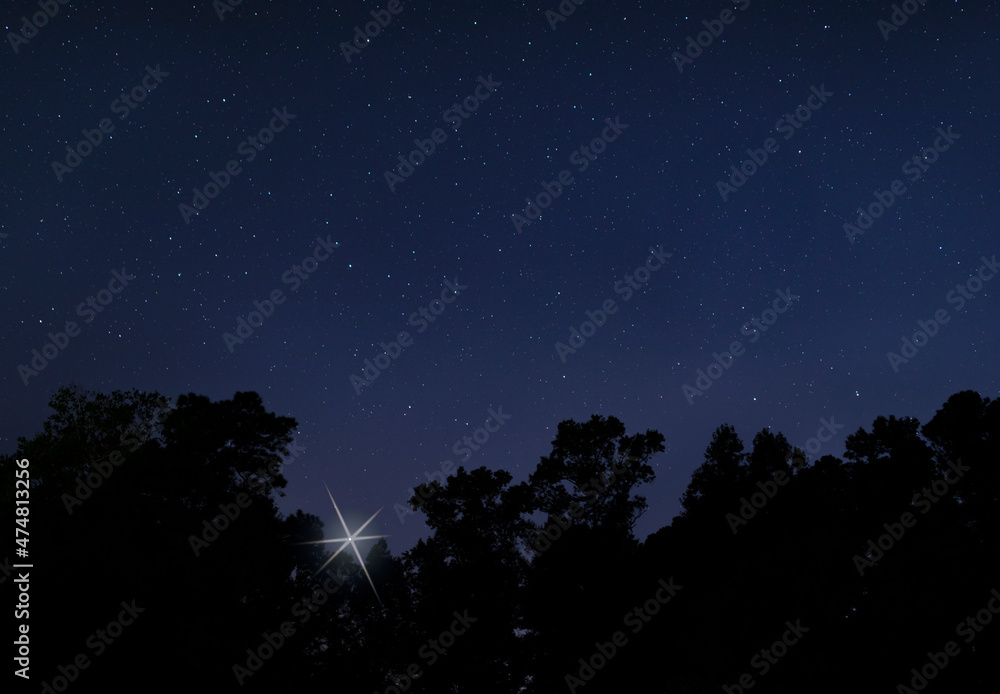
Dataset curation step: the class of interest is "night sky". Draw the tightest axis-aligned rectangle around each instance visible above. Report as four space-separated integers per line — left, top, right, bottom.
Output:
3 0 997 554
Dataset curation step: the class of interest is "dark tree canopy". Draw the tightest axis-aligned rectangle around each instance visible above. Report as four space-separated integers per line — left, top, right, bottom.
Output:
526 413 663 540
4 386 998 693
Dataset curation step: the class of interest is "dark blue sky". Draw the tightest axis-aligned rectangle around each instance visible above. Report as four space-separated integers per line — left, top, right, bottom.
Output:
3 0 997 554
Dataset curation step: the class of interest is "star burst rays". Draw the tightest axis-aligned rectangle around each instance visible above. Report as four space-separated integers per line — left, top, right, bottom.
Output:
296 483 388 607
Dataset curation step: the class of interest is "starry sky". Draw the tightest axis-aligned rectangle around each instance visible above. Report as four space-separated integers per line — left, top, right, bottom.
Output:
3 0 997 554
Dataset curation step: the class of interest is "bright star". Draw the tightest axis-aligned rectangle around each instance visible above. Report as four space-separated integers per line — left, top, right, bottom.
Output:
297 484 389 607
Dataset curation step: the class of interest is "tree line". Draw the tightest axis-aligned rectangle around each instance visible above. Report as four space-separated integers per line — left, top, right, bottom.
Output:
2 385 997 692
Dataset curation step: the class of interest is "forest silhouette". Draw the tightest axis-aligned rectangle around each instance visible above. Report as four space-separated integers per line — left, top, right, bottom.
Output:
3 385 998 693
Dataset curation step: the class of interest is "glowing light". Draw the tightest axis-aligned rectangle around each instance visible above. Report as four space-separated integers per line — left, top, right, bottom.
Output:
297 484 389 606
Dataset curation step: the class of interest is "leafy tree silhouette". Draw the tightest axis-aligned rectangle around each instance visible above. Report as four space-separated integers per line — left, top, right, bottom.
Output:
402 466 532 694
513 414 663 694
4 386 999 693
2 387 360 692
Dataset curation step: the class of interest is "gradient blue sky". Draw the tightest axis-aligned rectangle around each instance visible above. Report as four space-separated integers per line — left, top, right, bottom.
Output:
3 0 997 554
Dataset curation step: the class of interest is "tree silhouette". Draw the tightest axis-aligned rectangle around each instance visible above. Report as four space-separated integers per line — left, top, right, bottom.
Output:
3 386 998 693
525 414 663 540
677 422 747 528
402 466 531 693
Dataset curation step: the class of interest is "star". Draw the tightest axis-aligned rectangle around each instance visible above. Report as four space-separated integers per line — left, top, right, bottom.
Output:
297 484 389 607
